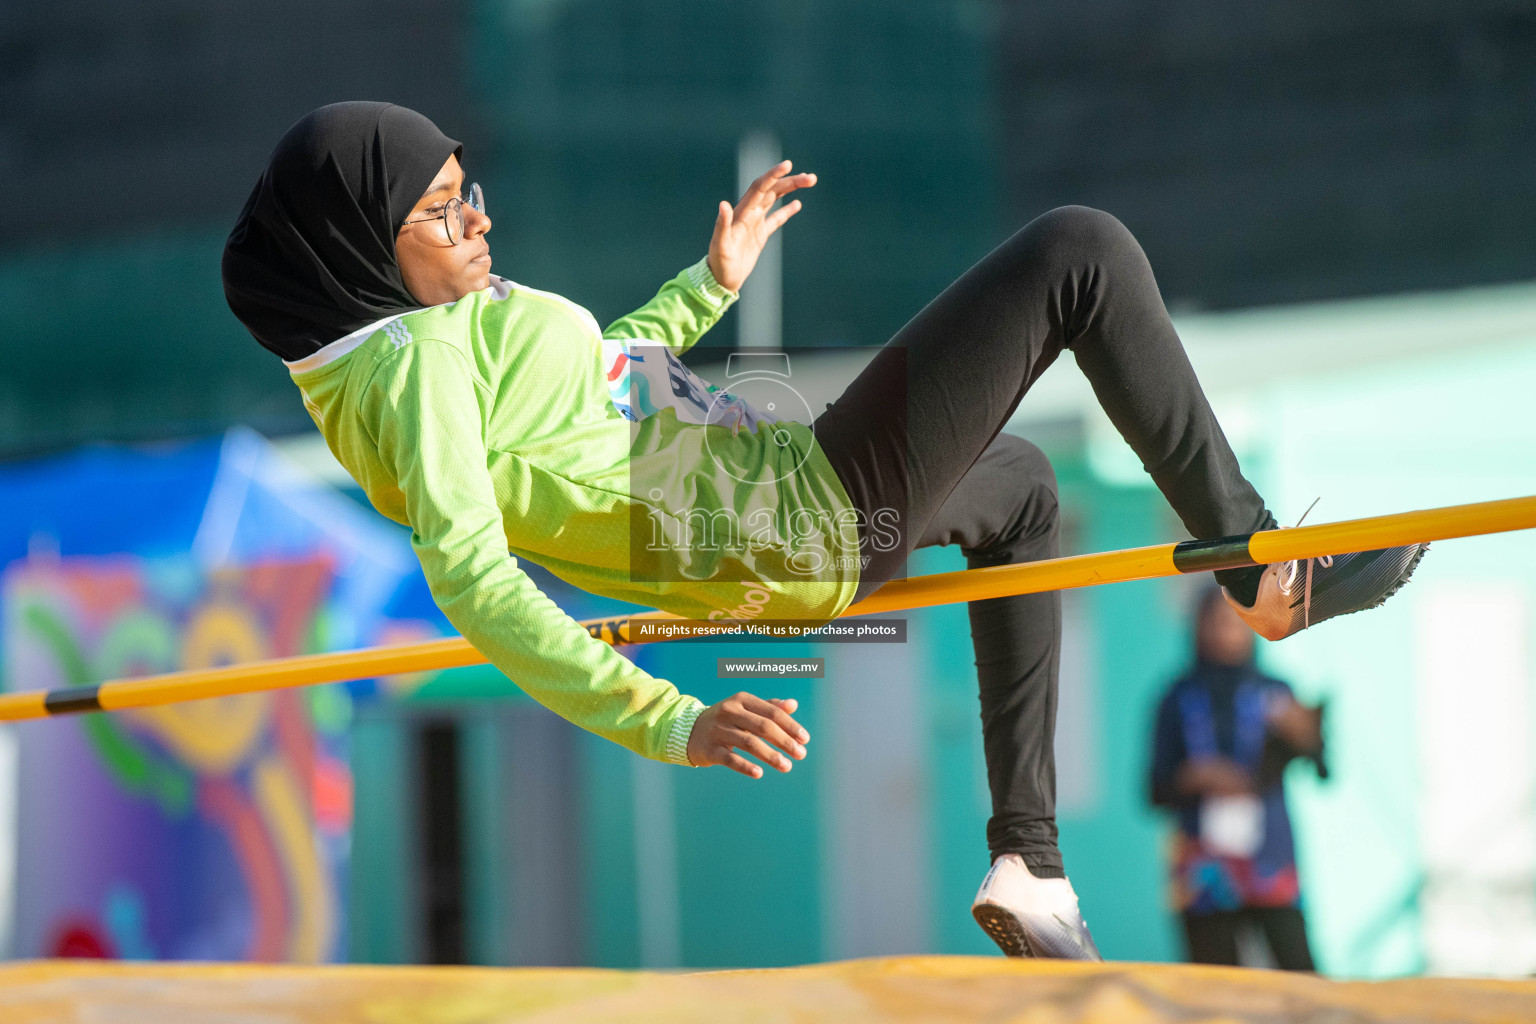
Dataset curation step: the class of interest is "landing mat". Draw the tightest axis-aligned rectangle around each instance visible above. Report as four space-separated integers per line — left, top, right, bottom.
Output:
3 955 1534 1023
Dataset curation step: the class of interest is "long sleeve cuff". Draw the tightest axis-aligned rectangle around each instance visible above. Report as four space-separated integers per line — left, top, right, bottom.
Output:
664 698 706 766
684 256 738 310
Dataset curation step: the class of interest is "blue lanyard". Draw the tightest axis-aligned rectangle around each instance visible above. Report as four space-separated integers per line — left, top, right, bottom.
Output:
1177 674 1268 768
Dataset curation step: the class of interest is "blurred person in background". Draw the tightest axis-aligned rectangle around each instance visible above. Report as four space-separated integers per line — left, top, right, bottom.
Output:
222 102 1420 964
1149 586 1328 970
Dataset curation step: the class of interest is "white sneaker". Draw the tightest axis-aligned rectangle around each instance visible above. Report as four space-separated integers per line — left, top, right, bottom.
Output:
971 854 1103 961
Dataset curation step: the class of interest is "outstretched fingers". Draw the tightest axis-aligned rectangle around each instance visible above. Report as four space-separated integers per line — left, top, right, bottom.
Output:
750 160 793 201
745 693 810 744
739 163 816 218
724 728 794 773
734 693 810 753
769 172 816 199
765 200 802 234
721 751 765 779
690 692 811 779
711 200 733 245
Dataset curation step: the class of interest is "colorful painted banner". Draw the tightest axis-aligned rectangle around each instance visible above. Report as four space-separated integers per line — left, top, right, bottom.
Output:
0 428 439 961
4 555 351 961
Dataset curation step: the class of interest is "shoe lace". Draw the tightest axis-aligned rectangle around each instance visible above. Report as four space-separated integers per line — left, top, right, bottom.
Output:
1275 497 1332 629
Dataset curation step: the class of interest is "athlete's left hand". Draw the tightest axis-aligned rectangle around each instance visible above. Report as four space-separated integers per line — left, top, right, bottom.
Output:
707 160 816 293
686 693 809 778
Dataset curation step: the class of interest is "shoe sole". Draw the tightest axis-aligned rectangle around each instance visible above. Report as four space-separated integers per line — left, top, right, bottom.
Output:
972 903 1036 958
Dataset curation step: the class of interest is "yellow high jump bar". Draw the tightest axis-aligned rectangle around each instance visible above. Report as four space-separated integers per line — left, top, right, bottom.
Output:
2 493 1534 723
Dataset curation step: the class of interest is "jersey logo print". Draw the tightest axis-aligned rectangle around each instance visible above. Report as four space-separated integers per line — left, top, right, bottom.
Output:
601 339 776 431
603 346 656 422
301 392 325 427
382 320 414 350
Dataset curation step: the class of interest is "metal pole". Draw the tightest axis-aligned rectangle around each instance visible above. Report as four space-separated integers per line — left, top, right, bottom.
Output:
736 131 783 351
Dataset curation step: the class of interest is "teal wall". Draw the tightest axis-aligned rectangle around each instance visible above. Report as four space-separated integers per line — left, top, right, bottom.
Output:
349 711 419 963
1250 335 1536 977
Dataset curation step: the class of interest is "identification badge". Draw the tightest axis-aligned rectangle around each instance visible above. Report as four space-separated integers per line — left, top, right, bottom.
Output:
1200 794 1265 858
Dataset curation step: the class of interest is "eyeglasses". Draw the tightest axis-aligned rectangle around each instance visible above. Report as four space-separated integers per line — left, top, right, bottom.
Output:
401 182 485 245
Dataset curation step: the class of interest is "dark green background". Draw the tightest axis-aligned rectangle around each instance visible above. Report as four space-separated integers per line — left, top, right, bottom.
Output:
5 1 1534 456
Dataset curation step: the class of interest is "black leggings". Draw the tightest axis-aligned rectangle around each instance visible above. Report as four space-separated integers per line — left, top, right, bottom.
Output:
813 206 1275 871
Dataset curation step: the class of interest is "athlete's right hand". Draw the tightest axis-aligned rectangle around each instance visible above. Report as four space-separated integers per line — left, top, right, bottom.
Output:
687 693 810 778
707 160 815 293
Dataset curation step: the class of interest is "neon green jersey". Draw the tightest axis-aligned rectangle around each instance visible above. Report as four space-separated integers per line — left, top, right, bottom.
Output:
285 257 861 763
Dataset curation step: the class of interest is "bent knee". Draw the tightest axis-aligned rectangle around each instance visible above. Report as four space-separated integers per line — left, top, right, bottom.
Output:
1025 205 1138 259
987 432 1058 503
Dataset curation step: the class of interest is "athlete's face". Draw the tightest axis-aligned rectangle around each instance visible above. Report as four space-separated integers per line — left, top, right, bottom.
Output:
396 155 493 306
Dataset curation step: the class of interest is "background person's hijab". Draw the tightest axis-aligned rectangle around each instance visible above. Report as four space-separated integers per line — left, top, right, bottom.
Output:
222 101 462 361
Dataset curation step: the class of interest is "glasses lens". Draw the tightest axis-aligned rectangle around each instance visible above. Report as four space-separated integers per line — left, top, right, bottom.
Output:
469 182 484 214
446 198 464 245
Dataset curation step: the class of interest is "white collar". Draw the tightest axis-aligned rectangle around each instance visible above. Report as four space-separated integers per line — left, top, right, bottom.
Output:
283 277 515 373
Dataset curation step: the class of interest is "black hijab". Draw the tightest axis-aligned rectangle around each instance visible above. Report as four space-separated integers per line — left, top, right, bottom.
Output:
222 102 463 361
